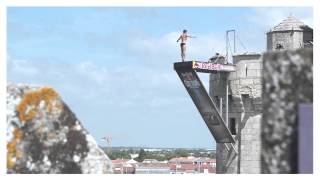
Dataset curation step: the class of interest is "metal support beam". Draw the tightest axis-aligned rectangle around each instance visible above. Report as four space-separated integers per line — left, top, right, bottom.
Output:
220 97 223 116
226 79 229 128
226 29 236 63
226 31 228 61
174 61 236 143
224 143 238 155
224 143 230 151
229 143 238 155
233 30 236 53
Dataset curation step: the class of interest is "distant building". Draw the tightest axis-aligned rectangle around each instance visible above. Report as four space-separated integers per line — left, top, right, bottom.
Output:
111 156 217 174
111 159 136 174
127 159 138 164
130 153 139 159
142 159 159 164
168 156 216 174
135 162 170 174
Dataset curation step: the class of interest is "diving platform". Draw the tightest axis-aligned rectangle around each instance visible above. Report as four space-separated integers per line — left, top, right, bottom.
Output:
174 61 236 73
174 61 236 143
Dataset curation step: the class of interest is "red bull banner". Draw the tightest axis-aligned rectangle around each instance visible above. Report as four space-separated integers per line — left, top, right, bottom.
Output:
192 61 236 72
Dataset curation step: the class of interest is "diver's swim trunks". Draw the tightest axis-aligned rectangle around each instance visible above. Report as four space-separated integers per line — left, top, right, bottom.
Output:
180 43 186 47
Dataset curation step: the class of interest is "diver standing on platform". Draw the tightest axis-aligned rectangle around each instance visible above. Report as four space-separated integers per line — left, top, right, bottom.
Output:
176 29 196 62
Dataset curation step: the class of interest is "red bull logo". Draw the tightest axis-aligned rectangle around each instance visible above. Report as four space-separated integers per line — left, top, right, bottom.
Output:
192 61 236 72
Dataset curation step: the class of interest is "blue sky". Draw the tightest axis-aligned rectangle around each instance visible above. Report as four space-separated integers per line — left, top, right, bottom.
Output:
7 7 312 148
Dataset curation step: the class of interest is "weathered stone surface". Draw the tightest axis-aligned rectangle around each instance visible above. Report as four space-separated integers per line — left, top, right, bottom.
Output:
266 16 313 51
211 54 262 174
7 83 113 174
261 49 313 173
212 16 312 174
271 15 305 31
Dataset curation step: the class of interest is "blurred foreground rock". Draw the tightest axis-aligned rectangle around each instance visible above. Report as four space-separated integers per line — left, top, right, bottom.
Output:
7 83 113 174
261 49 313 173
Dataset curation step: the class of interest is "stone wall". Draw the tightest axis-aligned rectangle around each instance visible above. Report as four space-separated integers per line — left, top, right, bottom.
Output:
211 54 262 173
267 31 303 50
261 48 313 173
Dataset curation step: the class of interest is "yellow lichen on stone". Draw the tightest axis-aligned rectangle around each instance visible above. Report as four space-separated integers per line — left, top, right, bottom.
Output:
7 128 24 169
8 87 63 169
7 145 15 169
8 87 62 170
17 87 62 122
13 128 23 140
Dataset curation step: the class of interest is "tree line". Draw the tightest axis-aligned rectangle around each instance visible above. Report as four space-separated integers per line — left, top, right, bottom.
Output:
102 147 216 162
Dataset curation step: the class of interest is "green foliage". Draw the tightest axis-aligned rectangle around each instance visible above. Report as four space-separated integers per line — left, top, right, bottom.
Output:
134 148 147 162
128 148 134 154
175 149 189 157
106 150 131 160
101 147 216 161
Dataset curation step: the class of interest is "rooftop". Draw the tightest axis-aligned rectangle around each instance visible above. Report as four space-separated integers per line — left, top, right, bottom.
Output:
272 15 305 31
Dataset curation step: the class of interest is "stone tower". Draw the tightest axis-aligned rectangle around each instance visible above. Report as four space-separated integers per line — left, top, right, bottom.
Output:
210 53 262 174
211 15 312 174
267 15 313 50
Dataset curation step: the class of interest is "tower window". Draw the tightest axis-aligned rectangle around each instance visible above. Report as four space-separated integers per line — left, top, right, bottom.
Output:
276 43 284 50
228 95 233 109
229 118 236 135
241 94 250 105
241 94 249 99
214 96 219 105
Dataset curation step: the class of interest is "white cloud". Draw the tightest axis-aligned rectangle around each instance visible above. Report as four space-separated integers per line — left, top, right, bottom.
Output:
128 31 226 65
128 31 179 63
248 7 313 30
7 56 187 110
8 58 39 76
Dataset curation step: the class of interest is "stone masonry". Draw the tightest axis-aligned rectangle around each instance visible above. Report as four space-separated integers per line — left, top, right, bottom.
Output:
211 15 312 174
210 53 262 174
267 15 313 51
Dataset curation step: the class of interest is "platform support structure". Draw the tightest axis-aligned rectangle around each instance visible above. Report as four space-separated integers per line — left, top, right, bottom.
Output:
226 79 229 127
174 61 237 154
